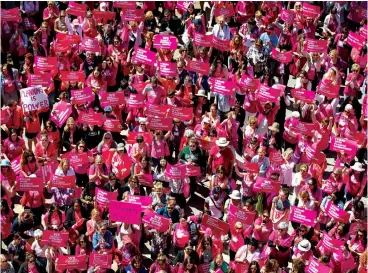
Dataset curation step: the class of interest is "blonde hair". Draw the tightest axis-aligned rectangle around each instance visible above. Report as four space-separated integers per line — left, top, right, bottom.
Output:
91 208 100 218
329 49 338 58
235 221 243 229
255 11 263 17
300 164 309 172
154 182 163 190
58 158 69 169
283 148 293 157
146 31 154 40
351 63 360 71
248 116 257 125
216 15 225 23
299 190 310 200
145 11 154 20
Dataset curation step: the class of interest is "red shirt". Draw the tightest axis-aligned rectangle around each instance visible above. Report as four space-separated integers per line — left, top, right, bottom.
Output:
209 146 234 174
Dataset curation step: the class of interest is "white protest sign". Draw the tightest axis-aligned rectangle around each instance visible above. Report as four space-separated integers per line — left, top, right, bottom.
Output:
20 85 49 112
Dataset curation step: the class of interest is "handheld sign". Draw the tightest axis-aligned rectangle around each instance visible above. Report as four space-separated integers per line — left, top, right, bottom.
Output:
20 86 49 113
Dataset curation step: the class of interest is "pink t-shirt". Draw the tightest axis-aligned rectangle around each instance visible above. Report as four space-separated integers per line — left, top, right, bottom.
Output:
0 210 14 238
151 139 169 159
88 164 109 186
144 84 165 105
252 217 272 242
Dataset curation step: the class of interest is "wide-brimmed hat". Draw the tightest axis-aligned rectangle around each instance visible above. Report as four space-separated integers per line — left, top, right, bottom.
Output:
298 239 311 252
292 111 300 119
278 222 288 230
0 159 11 167
345 104 353 112
117 143 125 151
351 162 365 172
196 89 207 97
268 122 280 132
72 19 80 26
216 137 229 147
229 190 241 200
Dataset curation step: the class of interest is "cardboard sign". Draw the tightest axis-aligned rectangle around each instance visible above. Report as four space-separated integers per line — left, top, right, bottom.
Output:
77 112 104 126
165 163 186 180
158 61 177 77
28 73 52 87
302 3 320 18
146 104 171 118
1 8 21 22
281 8 295 24
253 177 281 193
20 86 49 113
132 47 156 66
60 152 89 167
109 200 142 224
269 150 284 165
212 36 230 52
142 211 171 232
100 92 125 107
291 89 315 104
122 9 144 22
271 49 292 64
171 107 193 120
56 33 81 44
60 71 85 82
228 204 256 226
347 31 365 51
89 254 112 269
212 78 235 96
306 258 331 273
80 37 100 53
290 206 317 227
240 74 260 90
149 117 172 131
53 41 70 54
34 56 57 71
68 2 87 17
71 87 95 104
330 136 358 157
187 60 210 75
236 159 259 173
317 79 339 98
202 214 229 235
50 174 76 189
126 132 153 144
321 231 344 252
153 35 178 50
198 263 211 273
16 177 43 191
96 188 118 206
257 84 280 103
235 263 249 273
138 174 154 187
56 255 87 271
102 119 122 133
49 101 72 128
41 230 69 247
325 201 350 224
304 39 328 53
193 33 213 47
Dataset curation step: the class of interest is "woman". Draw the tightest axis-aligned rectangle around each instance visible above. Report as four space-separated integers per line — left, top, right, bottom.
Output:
89 154 109 187
72 140 93 187
31 229 48 268
91 222 113 254
65 199 87 234
148 253 174 273
97 132 118 154
43 203 65 231
0 254 15 273
266 222 292 269
81 182 97 214
344 162 367 201
323 8 341 37
122 175 145 197
0 63 22 105
252 209 273 246
55 158 75 177
316 223 349 257
20 187 45 227
24 110 41 151
212 15 231 41
151 130 170 168
177 257 198 273
279 148 295 188
44 121 61 151
348 229 367 257
204 186 224 220
130 134 150 163
300 178 322 209
248 261 261 273
292 164 311 197
61 117 83 152
0 199 14 245
209 254 228 273
54 10 67 33
85 67 107 97
75 234 92 255
220 111 239 150
317 191 344 230
86 209 101 242
119 255 147 273
197 236 219 264
297 190 315 211
3 129 25 161
150 182 168 211
235 238 261 266
18 253 46 273
344 63 364 99
289 34 308 77
270 188 290 229
210 165 230 196
334 104 358 138
20 149 39 177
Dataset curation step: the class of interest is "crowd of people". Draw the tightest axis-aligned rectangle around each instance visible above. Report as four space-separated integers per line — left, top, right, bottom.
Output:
0 1 367 273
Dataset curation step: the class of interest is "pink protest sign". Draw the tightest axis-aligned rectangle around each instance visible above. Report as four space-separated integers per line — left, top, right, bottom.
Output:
269 150 285 165
146 104 171 118
214 5 235 18
304 38 328 53
102 119 122 133
172 107 193 120
212 36 230 52
159 62 177 77
113 2 136 9
302 3 320 18
68 2 87 17
56 255 87 271
56 33 81 44
142 211 171 232
138 174 154 187
149 117 172 131
34 57 58 71
60 71 85 82
236 159 259 173
212 78 235 96
202 214 229 236
187 60 210 75
317 79 339 98
290 206 317 227
77 112 104 126
290 122 315 137
361 25 368 38
281 8 295 24
109 200 142 224
41 230 69 247
257 85 280 103
198 263 211 273
122 9 144 22
96 188 118 206
240 74 260 90
176 1 194 11
325 201 350 223
49 101 72 128
50 174 76 188
127 94 145 108
228 204 256 226
305 144 326 164
1 8 21 22
330 136 358 157
306 258 331 273
253 177 281 193
165 163 186 180
271 49 292 64
186 165 201 177
71 87 94 104
61 152 89 167
291 89 315 104
92 10 115 23
54 41 70 53
193 33 213 47
20 86 49 113
127 195 153 209
100 92 125 107
80 37 100 53
11 156 21 175
236 263 249 273
16 177 43 191
28 73 51 87
347 31 365 51
321 231 344 252
89 254 112 269
126 132 153 144
344 128 366 147
132 47 156 66
153 35 178 50
1 109 9 125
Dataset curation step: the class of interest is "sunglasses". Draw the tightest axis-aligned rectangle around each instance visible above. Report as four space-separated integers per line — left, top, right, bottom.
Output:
104 137 111 140
217 171 224 174
79 146 85 148
263 215 269 218
80 241 86 243
137 139 143 143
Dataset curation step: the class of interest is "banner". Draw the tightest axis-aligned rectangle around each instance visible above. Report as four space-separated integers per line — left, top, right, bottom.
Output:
142 211 171 232
172 107 193 120
302 3 320 18
50 174 76 188
20 86 49 113
158 62 177 77
28 73 52 88
290 206 317 227
193 33 213 47
212 78 235 96
60 152 89 167
281 8 295 24
149 117 172 131
89 254 112 269
34 56 57 71
80 37 100 53
330 136 358 157
165 163 186 180
122 9 144 22
228 204 256 226
212 36 230 51
127 94 145 108
71 87 94 104
100 92 125 107
271 49 292 64
60 71 85 83
68 2 87 17
127 195 152 209
53 41 70 53
146 104 171 118
138 174 154 187
109 200 142 224
240 74 260 90
253 177 281 193
77 112 104 126
92 10 115 23
257 85 280 103
1 8 21 22
41 230 69 247
321 231 344 252
347 31 365 51
187 60 210 75
236 159 259 173
304 39 328 53
306 258 331 273
56 255 87 271
95 188 118 206
325 201 350 223
16 177 43 191
291 89 315 104
153 35 178 50
132 47 156 66
202 214 229 235
317 79 339 98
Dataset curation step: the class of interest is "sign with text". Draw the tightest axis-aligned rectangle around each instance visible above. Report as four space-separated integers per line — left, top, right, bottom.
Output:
271 49 292 64
330 136 358 157
304 39 328 53
302 3 320 18
16 177 43 191
60 152 89 167
347 31 365 51
325 201 350 224
41 230 69 247
49 174 76 189
306 258 331 273
253 176 281 193
34 56 57 71
194 33 213 47
142 211 171 232
100 92 125 107
158 61 177 77
56 255 87 271
228 204 256 226
20 86 49 113
137 174 154 187
132 47 156 66
212 36 230 51
257 84 280 103
109 200 142 224
240 74 260 90
122 9 144 22
149 117 172 131
1 8 21 22
60 71 85 83
146 104 171 118
77 112 104 126
187 60 210 75
49 101 72 128
80 37 100 53
89 254 112 269
165 163 186 180
96 188 118 206
291 89 315 104
153 35 178 50
290 206 317 227
71 87 95 105
212 78 235 96
202 214 229 235
317 79 339 98
236 159 259 173
68 2 87 17
28 73 52 87
171 106 193 120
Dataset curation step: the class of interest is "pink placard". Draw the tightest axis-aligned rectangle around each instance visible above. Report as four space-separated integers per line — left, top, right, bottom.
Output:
77 112 104 126
153 35 178 50
165 163 186 180
325 201 350 224
127 93 145 108
186 165 201 177
347 31 365 51
1 109 9 125
317 79 339 98
236 159 259 173
138 174 154 187
198 263 211 273
68 2 87 17
171 107 193 120
71 87 94 104
344 128 366 147
146 104 171 118
41 230 69 247
304 38 328 53
113 2 136 9
305 144 326 164
49 101 72 128
291 89 315 104
142 211 171 232
214 5 235 18
102 119 122 133
306 258 331 273
321 231 344 252
126 132 153 144
80 37 100 53
127 195 153 209
253 177 281 193
109 200 142 224
100 92 125 107
348 222 367 236
1 8 21 22
96 188 118 206
271 49 292 64
257 84 280 103
236 263 249 273
132 47 156 66
54 40 70 53
212 78 235 96
60 152 89 167
158 61 177 77
92 10 115 23
290 206 317 227
302 3 320 18
56 33 81 44
330 136 358 157
176 1 194 11
290 121 315 137
28 73 52 87
202 214 229 235
240 74 260 90
149 117 172 131
281 8 295 24
50 174 76 188
34 56 58 71
199 139 216 151
361 25 368 38
193 33 213 48
228 204 256 226
269 150 284 165
187 60 210 75
122 9 144 22
212 36 230 52
10 156 21 175
16 177 43 191
56 255 87 271
59 71 85 82
89 254 112 269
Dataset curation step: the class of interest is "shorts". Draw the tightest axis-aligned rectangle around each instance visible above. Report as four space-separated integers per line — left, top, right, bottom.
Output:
25 132 37 139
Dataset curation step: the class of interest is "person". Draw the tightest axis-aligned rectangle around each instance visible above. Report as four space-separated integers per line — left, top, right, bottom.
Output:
43 203 65 231
235 238 261 266
172 242 200 266
209 254 228 273
7 233 28 273
0 254 15 273
92 222 113 254
17 253 46 273
207 137 235 177
65 199 87 234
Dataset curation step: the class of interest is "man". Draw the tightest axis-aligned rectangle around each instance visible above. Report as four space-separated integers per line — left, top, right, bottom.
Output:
246 39 269 78
207 137 235 177
159 9 184 36
143 76 165 105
